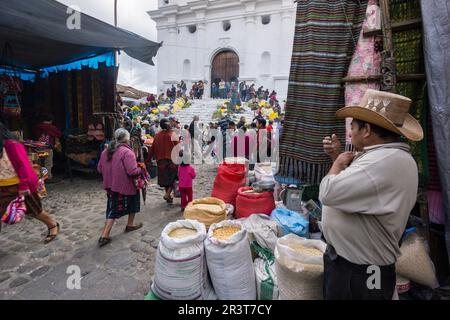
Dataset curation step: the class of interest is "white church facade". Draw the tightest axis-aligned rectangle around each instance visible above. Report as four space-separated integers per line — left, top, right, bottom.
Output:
148 0 296 101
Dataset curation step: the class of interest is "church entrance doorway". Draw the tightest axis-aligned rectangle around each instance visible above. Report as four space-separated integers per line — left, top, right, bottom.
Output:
211 50 239 98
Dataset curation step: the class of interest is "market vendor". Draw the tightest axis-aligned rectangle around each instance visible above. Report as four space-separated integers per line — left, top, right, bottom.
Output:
32 114 62 180
319 89 423 300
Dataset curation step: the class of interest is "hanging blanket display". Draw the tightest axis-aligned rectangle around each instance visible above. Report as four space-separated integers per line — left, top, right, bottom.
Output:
420 0 450 265
277 0 368 185
344 0 382 144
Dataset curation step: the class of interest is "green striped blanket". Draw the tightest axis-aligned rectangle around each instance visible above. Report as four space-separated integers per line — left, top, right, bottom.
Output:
278 0 368 185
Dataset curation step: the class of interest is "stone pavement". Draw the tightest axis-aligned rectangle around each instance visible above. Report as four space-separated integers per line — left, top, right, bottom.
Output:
0 164 217 300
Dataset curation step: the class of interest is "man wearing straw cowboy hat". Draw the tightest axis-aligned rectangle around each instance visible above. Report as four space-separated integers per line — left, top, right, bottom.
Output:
320 89 423 300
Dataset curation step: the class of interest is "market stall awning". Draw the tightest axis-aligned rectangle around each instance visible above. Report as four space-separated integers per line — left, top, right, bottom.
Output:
0 0 161 70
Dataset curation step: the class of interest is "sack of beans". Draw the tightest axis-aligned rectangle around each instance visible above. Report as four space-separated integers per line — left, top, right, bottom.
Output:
153 220 214 300
395 233 439 289
184 197 227 230
205 220 256 300
275 234 327 300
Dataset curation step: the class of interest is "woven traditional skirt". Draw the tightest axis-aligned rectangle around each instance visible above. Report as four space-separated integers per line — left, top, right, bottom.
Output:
106 190 140 220
157 159 178 188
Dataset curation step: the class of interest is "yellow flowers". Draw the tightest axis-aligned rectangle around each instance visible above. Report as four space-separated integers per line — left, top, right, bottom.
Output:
131 106 140 112
259 100 269 108
269 111 279 121
152 109 159 114
236 105 241 110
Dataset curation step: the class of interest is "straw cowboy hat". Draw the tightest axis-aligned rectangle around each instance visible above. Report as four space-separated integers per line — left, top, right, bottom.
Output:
336 89 423 141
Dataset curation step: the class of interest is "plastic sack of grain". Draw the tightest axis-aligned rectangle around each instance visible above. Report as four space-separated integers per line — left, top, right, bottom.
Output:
396 233 439 289
205 220 256 300
255 257 279 300
241 214 282 253
275 234 327 300
153 219 214 300
184 197 227 229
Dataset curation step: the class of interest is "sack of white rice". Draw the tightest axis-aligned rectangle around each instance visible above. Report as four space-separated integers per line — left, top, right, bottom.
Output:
275 234 327 300
396 233 439 289
255 258 279 300
153 220 214 300
184 197 227 229
205 220 256 300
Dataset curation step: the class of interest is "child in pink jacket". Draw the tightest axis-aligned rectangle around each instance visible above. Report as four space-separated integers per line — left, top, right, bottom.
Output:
178 158 196 211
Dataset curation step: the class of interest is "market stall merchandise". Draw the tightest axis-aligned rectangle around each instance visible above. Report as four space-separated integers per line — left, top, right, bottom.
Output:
396 232 439 289
183 197 227 230
271 207 310 238
275 234 327 300
211 162 247 206
255 257 279 300
205 220 256 300
241 214 281 253
235 187 275 219
153 220 215 300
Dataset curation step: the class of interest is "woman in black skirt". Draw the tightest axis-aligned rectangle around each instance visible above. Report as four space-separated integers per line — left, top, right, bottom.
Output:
150 119 179 203
97 128 144 247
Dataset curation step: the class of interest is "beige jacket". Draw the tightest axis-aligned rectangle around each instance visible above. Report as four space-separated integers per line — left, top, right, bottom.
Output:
319 143 418 266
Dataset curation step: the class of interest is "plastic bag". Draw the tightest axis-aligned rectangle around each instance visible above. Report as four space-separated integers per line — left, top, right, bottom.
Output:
2 196 26 225
271 208 309 238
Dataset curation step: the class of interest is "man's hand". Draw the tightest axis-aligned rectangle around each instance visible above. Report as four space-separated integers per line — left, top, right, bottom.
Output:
323 134 342 161
328 152 355 175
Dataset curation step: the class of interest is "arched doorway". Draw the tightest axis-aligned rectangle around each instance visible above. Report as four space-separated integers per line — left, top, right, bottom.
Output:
211 50 239 97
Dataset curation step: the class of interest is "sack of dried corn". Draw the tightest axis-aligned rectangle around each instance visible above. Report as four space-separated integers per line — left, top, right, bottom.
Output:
395 233 439 289
275 234 327 300
153 219 214 300
184 197 227 229
205 220 257 300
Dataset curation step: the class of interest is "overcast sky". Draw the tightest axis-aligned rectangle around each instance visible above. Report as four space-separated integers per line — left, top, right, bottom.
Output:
56 0 158 93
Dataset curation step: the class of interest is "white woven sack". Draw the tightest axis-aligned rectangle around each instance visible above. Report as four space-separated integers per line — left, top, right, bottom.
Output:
241 214 281 252
275 234 326 300
154 219 213 300
205 220 256 300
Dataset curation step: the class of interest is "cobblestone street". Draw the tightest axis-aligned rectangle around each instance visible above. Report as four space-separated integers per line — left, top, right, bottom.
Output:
0 164 217 300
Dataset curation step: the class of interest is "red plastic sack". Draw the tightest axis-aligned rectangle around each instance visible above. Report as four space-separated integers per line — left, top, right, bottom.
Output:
236 187 275 219
211 163 247 206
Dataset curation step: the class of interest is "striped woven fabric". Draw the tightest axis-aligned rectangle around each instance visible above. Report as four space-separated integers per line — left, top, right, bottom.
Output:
278 0 368 185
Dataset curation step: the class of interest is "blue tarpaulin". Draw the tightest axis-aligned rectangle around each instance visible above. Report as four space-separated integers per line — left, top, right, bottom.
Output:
0 66 37 82
0 52 115 81
40 52 115 77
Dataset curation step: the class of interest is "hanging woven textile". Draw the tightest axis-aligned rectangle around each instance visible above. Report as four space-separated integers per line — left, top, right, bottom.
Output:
278 0 368 185
344 0 382 146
